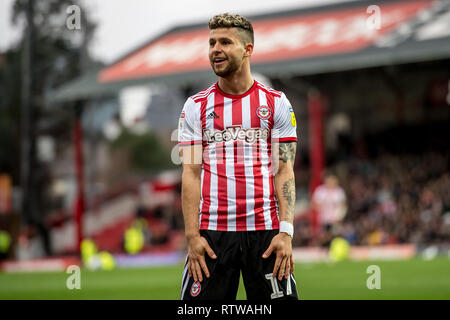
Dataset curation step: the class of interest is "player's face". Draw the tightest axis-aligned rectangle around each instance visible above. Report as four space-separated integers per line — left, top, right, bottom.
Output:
209 28 246 78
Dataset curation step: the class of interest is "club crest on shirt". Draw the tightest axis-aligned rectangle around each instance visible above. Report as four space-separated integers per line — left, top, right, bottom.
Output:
191 281 201 297
256 105 271 120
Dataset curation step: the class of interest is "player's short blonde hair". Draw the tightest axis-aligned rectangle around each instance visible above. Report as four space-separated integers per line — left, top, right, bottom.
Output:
208 13 254 45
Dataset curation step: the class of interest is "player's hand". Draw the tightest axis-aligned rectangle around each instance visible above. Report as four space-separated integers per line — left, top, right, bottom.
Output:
186 235 217 282
262 233 294 281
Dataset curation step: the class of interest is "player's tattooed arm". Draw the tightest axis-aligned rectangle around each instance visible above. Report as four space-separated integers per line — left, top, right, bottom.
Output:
281 177 296 221
266 142 297 280
278 142 297 220
275 142 297 222
279 142 296 165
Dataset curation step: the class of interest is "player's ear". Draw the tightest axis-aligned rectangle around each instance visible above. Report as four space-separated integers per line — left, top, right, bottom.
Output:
244 42 253 58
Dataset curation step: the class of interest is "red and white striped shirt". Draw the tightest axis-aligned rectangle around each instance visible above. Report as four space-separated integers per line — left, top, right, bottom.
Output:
178 80 297 231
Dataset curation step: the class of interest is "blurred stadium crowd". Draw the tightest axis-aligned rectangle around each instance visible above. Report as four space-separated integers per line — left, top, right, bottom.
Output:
293 149 449 248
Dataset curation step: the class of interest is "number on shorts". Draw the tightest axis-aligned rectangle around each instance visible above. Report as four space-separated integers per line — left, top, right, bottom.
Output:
265 273 294 299
265 273 284 299
286 275 292 295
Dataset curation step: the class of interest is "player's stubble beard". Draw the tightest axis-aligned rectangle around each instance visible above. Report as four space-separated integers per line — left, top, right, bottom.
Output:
211 55 240 78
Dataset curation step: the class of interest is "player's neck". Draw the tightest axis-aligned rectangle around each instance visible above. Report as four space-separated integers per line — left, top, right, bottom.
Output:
217 67 254 95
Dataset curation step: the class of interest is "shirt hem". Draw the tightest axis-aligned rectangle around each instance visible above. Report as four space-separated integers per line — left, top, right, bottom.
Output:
199 225 280 232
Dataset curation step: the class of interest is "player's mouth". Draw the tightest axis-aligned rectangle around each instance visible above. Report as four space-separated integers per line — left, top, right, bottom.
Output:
213 57 227 66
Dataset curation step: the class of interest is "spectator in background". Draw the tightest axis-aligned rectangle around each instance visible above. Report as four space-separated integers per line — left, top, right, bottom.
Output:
311 173 347 246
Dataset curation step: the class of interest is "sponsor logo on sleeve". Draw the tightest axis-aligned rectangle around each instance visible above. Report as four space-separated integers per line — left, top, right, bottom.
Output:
289 107 296 127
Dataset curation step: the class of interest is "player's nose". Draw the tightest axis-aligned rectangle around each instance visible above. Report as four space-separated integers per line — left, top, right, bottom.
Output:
210 42 223 55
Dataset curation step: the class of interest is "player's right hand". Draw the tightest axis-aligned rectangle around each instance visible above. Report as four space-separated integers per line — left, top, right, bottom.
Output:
187 235 217 282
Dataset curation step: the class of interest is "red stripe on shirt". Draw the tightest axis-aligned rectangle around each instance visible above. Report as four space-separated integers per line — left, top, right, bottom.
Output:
265 93 278 228
250 89 266 230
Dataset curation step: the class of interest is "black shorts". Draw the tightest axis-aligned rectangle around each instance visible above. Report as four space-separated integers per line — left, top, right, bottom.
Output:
180 229 299 300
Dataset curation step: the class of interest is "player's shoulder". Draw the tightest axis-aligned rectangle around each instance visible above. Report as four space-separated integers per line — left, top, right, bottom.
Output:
255 80 283 98
189 83 217 103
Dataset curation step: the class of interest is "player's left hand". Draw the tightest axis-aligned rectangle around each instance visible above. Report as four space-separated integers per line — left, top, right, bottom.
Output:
262 233 294 281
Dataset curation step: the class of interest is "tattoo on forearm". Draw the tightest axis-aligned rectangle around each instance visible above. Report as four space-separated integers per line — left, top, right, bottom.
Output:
282 178 296 219
279 142 297 164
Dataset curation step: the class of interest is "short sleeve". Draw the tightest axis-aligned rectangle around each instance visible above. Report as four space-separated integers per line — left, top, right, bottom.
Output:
272 93 298 142
178 97 202 146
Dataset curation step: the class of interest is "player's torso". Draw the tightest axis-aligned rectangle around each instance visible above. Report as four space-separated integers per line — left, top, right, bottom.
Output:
194 81 281 231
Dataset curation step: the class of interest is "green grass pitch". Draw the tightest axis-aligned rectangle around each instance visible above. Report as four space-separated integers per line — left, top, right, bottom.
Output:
0 257 449 299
